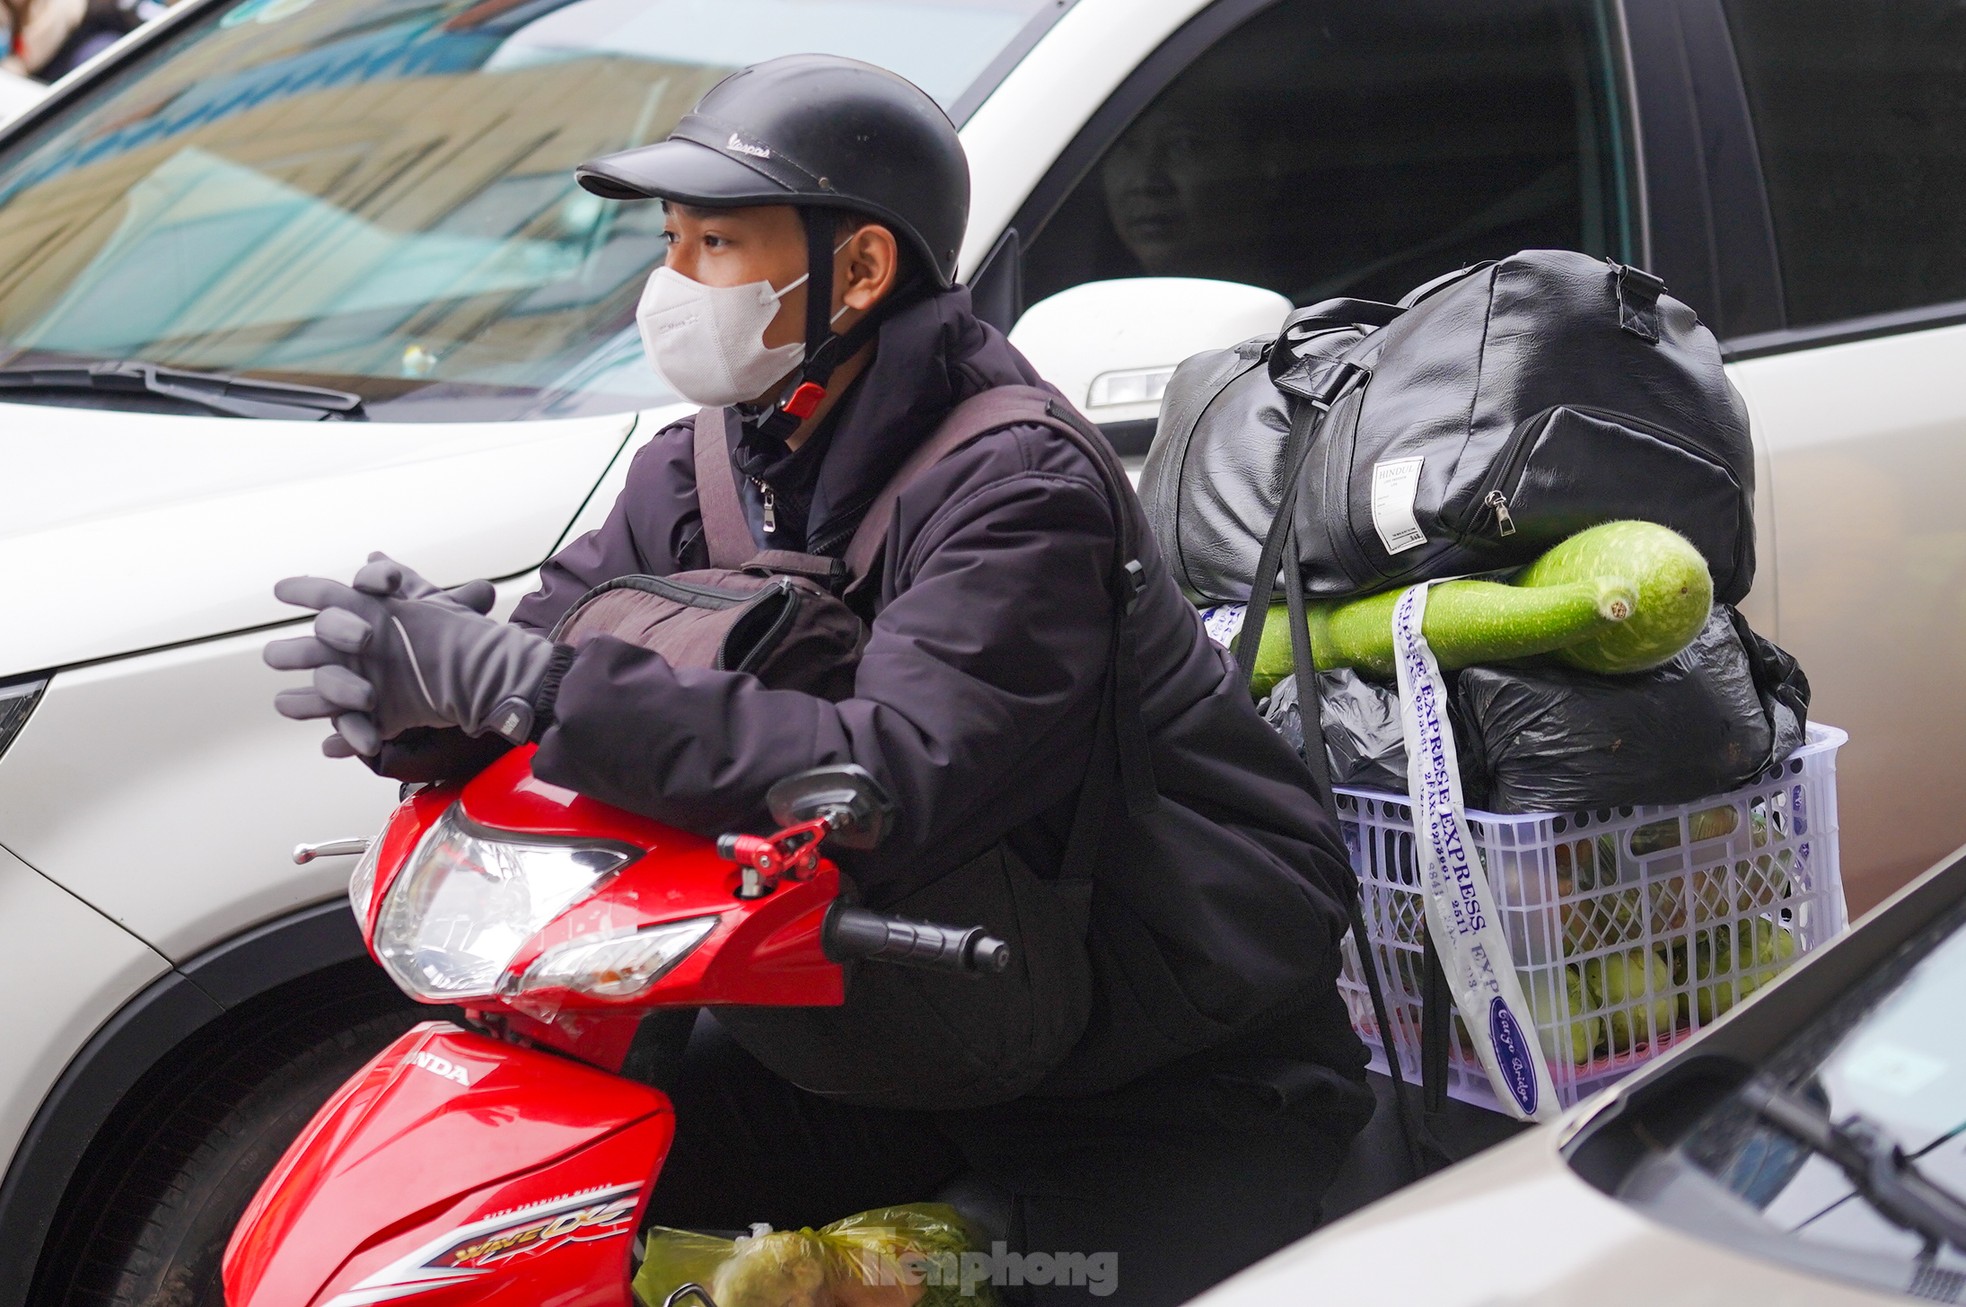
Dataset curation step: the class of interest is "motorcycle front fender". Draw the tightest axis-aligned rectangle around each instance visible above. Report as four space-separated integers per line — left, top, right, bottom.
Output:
224 1021 674 1307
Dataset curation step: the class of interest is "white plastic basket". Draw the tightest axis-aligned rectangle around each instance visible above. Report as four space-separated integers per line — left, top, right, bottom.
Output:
1336 723 1848 1113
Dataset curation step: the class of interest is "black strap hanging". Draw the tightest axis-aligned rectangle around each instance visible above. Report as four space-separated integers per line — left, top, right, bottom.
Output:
755 210 884 441
1235 378 1452 1182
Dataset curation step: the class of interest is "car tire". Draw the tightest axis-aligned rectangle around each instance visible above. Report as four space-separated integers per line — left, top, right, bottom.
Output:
70 1006 419 1307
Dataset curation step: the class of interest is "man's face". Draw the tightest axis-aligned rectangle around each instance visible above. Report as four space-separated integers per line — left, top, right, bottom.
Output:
1098 96 1274 278
661 202 812 350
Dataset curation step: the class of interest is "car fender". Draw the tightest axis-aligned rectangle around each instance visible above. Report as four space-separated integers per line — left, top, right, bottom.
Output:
0 895 372 1307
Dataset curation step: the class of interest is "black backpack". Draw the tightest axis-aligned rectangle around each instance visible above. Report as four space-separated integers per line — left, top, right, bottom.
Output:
1141 250 1755 605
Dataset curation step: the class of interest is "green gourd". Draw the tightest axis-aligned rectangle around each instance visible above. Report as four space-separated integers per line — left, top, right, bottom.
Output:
1248 520 1713 689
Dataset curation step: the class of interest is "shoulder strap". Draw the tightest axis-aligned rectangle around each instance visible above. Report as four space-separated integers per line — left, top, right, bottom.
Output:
842 385 1142 590
841 384 1158 836
692 407 757 568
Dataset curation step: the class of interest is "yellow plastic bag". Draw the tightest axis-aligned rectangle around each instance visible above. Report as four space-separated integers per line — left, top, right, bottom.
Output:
634 1204 1000 1307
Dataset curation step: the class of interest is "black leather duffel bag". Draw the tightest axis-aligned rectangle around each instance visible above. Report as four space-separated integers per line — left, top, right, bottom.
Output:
1140 250 1756 605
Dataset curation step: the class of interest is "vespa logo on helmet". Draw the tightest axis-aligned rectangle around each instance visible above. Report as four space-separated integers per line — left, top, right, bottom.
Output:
410 1050 472 1086
726 132 773 160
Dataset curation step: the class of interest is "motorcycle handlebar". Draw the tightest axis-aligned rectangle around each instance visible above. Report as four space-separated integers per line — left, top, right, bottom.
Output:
824 906 1011 976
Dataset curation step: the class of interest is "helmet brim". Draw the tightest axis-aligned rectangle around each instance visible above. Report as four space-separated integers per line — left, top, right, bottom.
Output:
575 138 792 206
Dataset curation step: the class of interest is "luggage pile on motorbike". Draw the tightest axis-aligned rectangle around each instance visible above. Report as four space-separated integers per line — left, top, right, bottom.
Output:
1141 250 1848 1113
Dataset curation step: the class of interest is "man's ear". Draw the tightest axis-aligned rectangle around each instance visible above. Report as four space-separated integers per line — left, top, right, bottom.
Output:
837 223 901 319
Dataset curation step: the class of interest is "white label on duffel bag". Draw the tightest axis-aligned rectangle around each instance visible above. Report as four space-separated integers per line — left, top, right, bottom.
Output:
1392 584 1558 1122
1371 456 1428 555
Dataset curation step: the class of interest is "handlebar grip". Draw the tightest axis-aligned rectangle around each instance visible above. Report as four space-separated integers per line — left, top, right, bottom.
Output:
825 906 1011 976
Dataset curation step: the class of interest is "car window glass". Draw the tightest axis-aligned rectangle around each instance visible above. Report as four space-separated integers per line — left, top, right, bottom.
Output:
0 0 1052 423
1021 0 1633 311
1722 0 1966 329
1650 896 1966 1287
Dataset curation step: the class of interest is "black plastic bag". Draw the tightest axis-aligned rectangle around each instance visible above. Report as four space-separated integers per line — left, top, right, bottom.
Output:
1258 608 1807 813
1454 607 1809 814
1261 667 1472 794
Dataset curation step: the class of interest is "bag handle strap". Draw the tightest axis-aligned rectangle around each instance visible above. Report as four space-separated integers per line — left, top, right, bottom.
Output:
1398 260 1493 309
1231 362 1367 691
693 407 758 569
1286 298 1404 335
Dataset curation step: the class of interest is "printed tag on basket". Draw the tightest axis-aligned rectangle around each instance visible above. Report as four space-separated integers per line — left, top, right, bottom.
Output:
1392 584 1558 1122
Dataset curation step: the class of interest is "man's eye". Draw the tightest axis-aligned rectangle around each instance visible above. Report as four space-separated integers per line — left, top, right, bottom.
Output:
660 231 679 247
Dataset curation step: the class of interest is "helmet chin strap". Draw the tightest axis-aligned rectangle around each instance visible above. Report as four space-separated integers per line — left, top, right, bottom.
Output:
754 208 888 442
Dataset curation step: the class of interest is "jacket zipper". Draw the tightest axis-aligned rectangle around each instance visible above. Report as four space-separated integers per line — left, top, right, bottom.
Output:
750 477 777 535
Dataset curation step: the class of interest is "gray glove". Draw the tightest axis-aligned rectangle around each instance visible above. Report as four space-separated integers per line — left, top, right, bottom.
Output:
265 554 555 757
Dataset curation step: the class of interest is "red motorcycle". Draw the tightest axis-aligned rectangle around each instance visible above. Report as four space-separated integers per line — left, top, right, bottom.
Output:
223 749 1006 1307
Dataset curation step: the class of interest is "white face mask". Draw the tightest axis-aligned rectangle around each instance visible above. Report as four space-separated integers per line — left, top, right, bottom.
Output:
636 243 850 409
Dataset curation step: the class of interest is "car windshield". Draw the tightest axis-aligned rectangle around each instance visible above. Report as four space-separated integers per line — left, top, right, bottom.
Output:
1630 892 1966 1293
0 0 1054 422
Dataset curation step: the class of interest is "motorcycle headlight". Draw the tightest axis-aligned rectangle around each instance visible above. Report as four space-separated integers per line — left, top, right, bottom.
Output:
375 805 636 1002
501 916 719 1003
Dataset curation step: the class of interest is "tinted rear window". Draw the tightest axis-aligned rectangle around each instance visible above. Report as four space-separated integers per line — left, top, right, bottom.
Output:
1724 0 1966 327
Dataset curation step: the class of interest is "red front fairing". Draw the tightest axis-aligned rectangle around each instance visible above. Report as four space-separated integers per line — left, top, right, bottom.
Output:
232 749 855 1305
385 749 846 1070
224 1023 673 1307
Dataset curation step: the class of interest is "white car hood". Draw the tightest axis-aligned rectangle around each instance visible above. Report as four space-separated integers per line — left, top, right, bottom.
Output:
0 402 639 677
1193 1124 1901 1307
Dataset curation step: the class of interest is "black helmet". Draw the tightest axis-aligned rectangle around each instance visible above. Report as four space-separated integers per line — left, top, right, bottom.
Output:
578 55 968 432
576 54 969 289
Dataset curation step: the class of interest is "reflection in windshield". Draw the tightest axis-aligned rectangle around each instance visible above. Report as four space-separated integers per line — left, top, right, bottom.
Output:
1674 895 1966 1281
1099 87 1279 289
1022 0 1631 311
0 0 1048 421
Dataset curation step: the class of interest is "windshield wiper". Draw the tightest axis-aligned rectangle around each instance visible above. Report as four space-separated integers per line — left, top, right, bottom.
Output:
0 360 365 420
1743 1077 1966 1256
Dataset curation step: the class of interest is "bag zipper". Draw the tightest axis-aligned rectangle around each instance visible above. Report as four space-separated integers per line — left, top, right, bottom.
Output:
1458 406 1746 553
549 573 750 640
1485 489 1517 537
1458 413 1549 539
720 579 804 674
1593 407 1753 587
588 573 754 610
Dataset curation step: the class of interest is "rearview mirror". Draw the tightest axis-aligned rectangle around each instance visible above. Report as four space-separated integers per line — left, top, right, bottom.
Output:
765 764 898 851
1007 278 1292 453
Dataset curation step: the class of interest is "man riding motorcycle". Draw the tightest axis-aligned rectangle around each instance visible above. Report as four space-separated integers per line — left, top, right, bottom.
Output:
266 55 1370 1307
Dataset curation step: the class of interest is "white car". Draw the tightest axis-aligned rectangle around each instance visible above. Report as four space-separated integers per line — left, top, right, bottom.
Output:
0 70 47 123
1196 844 1966 1307
1 0 1962 1302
